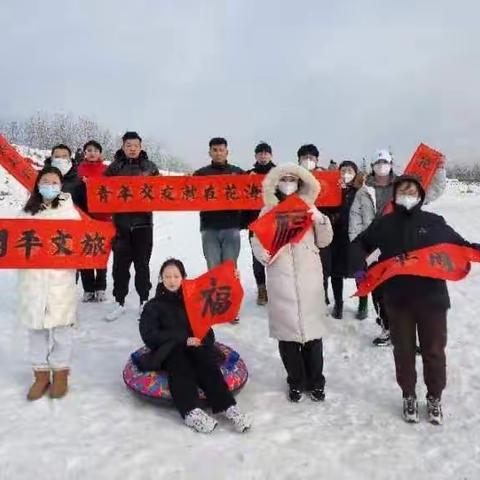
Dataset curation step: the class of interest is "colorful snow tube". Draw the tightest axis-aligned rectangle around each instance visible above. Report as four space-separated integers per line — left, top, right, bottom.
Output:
123 343 248 403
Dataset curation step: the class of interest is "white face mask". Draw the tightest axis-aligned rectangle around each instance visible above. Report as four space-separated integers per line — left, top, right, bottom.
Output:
301 159 317 171
373 163 391 177
342 172 355 184
278 181 298 196
51 158 72 176
396 195 420 210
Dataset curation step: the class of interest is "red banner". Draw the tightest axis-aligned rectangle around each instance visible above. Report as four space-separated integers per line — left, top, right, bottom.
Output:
85 170 342 213
383 143 444 214
248 194 313 257
354 243 480 297
182 260 244 340
0 134 38 191
0 218 115 269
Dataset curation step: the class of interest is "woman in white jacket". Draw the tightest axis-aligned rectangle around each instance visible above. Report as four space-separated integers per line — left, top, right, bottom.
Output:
19 166 81 400
251 164 333 403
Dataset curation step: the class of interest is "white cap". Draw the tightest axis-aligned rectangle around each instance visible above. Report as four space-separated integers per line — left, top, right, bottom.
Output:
373 149 392 163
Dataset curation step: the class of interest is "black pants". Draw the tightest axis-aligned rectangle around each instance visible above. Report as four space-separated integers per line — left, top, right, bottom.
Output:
385 300 447 399
80 269 107 293
112 226 153 304
332 276 367 307
278 339 325 391
162 344 236 417
249 232 266 286
372 287 389 330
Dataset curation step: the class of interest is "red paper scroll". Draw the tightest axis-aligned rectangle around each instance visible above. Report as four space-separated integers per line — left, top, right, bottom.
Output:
248 194 313 257
354 243 480 297
182 260 244 340
85 171 342 213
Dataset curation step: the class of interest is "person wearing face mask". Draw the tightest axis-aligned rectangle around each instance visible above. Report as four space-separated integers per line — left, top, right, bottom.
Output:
296 144 333 307
44 144 87 212
17 166 81 401
328 161 367 320
349 148 447 345
350 176 478 424
251 164 333 403
242 142 276 306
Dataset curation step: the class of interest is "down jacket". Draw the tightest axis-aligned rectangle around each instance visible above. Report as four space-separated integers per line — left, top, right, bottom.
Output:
348 166 446 241
17 193 81 329
251 164 333 343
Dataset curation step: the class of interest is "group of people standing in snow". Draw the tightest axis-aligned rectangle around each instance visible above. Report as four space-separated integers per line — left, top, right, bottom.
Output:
15 130 479 432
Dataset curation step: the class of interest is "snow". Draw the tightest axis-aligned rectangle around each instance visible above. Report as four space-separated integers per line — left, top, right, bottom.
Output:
1 179 480 479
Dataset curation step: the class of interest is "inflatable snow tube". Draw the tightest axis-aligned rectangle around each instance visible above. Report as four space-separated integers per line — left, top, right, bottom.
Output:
123 343 248 403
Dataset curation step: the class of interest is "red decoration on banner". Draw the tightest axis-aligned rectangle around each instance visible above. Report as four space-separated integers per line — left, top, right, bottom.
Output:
354 243 480 297
182 260 244 340
0 134 38 191
86 171 342 213
0 217 115 269
383 143 444 215
248 194 313 257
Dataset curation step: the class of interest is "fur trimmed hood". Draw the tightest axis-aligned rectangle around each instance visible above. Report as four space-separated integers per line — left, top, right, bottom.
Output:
262 163 320 208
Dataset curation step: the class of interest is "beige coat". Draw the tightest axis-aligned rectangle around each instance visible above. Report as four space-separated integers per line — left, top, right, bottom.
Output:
251 164 333 343
17 193 81 330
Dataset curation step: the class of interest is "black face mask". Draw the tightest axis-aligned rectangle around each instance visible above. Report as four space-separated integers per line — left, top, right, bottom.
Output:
254 161 274 174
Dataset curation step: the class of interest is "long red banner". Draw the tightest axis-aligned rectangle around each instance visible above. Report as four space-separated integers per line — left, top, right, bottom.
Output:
354 243 480 297
85 171 342 212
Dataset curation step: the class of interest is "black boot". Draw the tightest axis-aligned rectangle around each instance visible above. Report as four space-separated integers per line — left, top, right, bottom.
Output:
332 302 343 319
356 296 368 320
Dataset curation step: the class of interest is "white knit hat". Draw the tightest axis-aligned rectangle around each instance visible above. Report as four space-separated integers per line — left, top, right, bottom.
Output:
373 149 393 163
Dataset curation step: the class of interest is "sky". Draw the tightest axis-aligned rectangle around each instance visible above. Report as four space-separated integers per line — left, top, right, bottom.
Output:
1 0 480 169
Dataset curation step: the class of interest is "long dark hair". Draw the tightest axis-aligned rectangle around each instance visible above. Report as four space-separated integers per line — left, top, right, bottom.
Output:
159 258 187 279
23 166 63 215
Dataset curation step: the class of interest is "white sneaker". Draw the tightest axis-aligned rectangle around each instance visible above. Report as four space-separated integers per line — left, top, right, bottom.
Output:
403 396 419 423
184 408 217 433
427 395 443 425
95 290 107 302
82 292 96 303
105 303 127 322
223 405 252 433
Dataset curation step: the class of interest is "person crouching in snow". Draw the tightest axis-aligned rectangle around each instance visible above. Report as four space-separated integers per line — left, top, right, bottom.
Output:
138 258 251 433
350 175 479 425
18 166 81 400
251 164 333 403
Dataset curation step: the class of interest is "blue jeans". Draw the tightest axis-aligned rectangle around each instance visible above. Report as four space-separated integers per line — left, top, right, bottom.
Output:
201 228 241 269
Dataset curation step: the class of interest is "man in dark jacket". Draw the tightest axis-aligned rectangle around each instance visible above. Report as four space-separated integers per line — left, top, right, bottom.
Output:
242 142 276 306
350 175 478 424
44 144 87 211
104 131 159 321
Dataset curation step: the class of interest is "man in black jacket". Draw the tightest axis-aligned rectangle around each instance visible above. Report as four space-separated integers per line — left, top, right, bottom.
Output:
350 175 478 425
243 142 276 305
44 144 87 211
104 132 159 321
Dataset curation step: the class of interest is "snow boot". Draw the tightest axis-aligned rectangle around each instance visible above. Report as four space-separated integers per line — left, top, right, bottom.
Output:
256 285 268 306
27 369 50 401
223 405 252 432
230 317 240 325
356 296 368 320
402 395 419 423
184 408 217 433
426 395 443 425
95 290 107 302
332 302 343 319
309 388 326 402
82 292 96 303
105 302 127 322
372 328 391 347
288 387 304 403
49 369 69 399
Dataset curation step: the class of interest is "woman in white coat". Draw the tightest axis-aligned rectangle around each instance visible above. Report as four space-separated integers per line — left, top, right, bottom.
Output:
19 166 81 400
251 163 333 403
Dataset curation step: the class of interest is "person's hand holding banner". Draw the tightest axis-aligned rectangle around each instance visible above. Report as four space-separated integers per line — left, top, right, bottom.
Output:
182 260 244 340
248 194 313 259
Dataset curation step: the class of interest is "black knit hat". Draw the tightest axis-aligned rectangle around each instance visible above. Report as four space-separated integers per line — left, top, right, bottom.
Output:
339 160 358 174
255 142 272 155
122 131 142 143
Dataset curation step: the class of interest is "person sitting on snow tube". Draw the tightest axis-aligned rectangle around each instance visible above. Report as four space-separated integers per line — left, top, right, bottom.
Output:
137 258 252 434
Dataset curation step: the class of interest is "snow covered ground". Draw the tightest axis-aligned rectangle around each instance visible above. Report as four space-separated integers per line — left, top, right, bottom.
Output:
1 177 480 479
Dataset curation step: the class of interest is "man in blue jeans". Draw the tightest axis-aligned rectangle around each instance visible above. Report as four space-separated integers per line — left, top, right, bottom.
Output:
194 137 245 321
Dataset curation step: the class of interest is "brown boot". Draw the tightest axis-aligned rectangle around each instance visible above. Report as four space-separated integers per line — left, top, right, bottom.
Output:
256 285 268 306
49 369 69 399
27 369 50 401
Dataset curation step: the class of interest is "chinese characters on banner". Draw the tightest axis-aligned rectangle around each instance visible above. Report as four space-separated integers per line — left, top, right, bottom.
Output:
248 194 313 257
85 171 342 213
182 260 244 340
0 219 115 269
354 243 480 297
